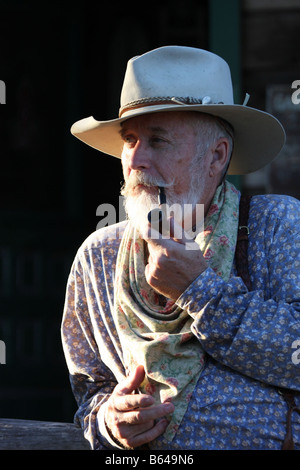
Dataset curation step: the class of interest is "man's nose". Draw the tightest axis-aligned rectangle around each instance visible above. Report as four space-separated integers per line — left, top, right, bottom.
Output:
126 140 151 171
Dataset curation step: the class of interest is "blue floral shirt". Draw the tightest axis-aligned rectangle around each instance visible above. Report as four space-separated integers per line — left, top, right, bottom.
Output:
61 194 300 450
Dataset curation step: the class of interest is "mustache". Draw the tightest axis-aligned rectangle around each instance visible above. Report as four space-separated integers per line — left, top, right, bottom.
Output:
120 172 174 196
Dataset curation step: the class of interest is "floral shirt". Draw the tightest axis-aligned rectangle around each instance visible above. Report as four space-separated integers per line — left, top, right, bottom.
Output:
61 194 300 450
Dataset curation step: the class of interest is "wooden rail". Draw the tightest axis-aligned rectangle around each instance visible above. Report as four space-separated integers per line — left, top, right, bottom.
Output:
0 418 91 450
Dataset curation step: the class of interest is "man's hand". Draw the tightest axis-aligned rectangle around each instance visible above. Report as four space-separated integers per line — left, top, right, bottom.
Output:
104 365 174 449
144 217 208 300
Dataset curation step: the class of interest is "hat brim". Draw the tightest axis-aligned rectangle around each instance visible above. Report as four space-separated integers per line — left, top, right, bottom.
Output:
70 104 286 175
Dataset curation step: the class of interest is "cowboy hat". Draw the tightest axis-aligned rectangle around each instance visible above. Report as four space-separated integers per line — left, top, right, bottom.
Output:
71 46 285 175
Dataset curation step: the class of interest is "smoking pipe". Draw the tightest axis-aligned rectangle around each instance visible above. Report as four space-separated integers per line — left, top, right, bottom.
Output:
147 187 166 233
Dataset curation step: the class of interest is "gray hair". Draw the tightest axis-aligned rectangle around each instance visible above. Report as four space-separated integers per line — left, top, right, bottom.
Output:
185 112 234 182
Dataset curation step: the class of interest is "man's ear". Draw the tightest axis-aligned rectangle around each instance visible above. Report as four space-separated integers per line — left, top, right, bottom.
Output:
209 138 230 177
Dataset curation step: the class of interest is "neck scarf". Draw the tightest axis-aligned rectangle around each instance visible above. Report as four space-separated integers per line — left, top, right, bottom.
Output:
113 181 239 441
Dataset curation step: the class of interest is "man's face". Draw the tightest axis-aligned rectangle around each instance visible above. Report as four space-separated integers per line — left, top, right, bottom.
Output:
120 112 211 231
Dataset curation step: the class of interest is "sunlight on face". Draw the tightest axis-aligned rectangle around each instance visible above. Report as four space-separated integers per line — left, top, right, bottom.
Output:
120 111 230 235
120 121 206 234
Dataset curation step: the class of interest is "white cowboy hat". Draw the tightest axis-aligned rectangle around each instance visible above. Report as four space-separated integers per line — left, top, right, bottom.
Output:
71 46 285 175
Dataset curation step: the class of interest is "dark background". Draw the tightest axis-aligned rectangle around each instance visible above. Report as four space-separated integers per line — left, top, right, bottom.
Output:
0 0 299 424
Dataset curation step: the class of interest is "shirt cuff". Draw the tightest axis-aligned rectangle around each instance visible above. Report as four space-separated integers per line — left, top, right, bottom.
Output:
176 267 225 318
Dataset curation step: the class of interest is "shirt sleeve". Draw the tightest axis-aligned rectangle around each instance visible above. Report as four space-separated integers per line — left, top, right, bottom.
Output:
61 250 123 450
176 195 300 391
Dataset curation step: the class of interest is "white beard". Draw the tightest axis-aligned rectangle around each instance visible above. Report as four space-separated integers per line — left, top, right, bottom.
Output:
121 170 205 238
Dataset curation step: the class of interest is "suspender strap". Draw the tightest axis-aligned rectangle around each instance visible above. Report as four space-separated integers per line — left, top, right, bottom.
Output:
235 195 252 291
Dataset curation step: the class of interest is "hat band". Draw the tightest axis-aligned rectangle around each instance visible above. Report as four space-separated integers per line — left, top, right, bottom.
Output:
119 95 221 117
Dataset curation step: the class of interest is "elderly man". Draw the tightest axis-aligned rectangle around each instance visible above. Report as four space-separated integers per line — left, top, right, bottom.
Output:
62 46 300 450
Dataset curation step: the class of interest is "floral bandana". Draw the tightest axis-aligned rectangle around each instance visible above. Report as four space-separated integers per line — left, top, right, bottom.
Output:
113 181 239 441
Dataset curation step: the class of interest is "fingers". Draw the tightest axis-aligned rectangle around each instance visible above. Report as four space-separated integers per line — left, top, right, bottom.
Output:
125 418 170 449
167 216 185 243
104 365 175 448
118 401 174 426
145 215 195 248
168 217 193 244
106 402 174 449
113 365 154 411
115 392 154 412
116 364 146 396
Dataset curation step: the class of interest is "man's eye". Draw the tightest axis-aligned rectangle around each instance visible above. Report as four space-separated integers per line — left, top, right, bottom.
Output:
123 135 136 145
150 137 166 145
